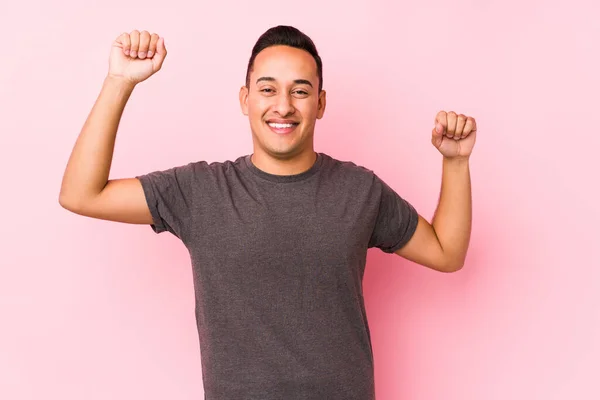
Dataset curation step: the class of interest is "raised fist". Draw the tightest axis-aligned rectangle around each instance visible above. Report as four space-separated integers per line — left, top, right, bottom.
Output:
108 30 167 85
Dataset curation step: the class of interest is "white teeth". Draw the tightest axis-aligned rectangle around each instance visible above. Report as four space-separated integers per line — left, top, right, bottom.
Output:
268 122 295 129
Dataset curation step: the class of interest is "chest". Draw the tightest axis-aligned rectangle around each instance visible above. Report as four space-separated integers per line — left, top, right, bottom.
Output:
185 185 377 278
183 184 380 320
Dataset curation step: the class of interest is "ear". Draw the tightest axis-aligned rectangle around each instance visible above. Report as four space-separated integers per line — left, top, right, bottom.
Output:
239 86 249 116
316 89 327 119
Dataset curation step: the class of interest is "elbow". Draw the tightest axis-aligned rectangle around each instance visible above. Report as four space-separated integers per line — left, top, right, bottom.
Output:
58 191 67 207
58 190 83 213
438 255 466 273
424 258 464 273
442 262 464 273
442 256 466 273
436 244 468 273
59 193 76 212
59 186 103 216
59 190 69 209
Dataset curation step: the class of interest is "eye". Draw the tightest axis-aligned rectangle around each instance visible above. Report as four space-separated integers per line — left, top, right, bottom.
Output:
260 88 274 93
293 90 308 95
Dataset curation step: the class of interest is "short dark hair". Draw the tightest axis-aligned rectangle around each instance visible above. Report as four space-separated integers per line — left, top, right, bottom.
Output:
245 25 323 92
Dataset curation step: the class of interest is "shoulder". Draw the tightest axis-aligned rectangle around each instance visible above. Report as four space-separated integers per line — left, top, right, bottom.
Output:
179 154 247 177
320 153 379 186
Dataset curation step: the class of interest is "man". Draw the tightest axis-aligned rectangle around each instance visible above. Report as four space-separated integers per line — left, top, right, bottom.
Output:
59 25 476 400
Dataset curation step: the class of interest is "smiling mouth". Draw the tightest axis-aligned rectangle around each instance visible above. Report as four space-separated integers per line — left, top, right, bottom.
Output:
265 120 300 135
267 122 299 128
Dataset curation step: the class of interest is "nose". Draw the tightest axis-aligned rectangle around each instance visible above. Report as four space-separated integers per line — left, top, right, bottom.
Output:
273 93 295 117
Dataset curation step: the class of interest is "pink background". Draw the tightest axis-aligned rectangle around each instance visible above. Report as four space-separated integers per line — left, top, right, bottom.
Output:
2 0 599 399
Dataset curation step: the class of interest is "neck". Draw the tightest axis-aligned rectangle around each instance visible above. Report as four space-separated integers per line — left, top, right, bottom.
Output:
250 149 317 176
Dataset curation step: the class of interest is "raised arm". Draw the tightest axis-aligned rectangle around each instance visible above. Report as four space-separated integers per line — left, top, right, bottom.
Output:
59 30 167 224
395 111 477 272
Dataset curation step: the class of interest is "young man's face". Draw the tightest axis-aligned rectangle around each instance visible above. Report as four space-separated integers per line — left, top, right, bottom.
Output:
240 45 326 160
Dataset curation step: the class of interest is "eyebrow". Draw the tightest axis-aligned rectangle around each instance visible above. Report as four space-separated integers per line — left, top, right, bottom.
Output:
256 76 313 87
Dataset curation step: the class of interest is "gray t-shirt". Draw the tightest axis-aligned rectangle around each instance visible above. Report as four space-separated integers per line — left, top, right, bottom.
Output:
137 152 418 400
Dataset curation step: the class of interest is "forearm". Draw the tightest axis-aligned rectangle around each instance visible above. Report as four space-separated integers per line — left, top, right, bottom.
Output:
431 156 472 270
59 76 135 206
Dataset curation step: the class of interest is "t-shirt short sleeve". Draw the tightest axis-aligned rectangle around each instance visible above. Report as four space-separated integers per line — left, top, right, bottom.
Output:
368 174 419 253
136 163 196 239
